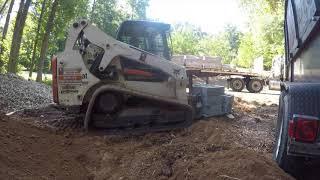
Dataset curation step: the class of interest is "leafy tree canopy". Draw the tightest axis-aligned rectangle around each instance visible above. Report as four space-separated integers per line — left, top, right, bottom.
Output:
0 0 150 74
236 0 284 69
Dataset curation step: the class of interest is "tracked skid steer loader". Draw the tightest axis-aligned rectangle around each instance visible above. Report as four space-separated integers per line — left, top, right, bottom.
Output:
52 20 194 133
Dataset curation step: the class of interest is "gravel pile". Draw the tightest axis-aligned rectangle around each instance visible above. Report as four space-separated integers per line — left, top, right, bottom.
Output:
0 73 52 113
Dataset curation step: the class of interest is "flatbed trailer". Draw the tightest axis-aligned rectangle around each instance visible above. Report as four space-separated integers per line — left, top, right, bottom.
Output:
186 68 265 93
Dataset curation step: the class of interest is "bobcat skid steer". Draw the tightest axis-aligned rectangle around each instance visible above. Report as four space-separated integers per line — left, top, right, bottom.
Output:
51 20 193 133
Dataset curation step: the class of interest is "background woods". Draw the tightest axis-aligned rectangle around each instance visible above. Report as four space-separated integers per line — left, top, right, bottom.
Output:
0 0 151 81
0 0 284 81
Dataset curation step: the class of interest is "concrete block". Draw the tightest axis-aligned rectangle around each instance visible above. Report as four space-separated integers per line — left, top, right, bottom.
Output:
193 85 225 96
201 104 224 117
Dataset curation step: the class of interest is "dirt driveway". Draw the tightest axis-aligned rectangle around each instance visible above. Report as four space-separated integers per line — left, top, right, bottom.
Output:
226 88 280 105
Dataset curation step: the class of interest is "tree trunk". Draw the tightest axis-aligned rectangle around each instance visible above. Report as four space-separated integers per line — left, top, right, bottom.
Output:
90 0 96 19
0 0 9 15
36 0 59 82
2 0 14 39
0 0 14 69
29 0 47 78
7 0 32 73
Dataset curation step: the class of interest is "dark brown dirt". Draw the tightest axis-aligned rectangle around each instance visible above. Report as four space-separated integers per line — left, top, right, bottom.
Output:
0 112 101 180
232 97 278 153
0 99 293 180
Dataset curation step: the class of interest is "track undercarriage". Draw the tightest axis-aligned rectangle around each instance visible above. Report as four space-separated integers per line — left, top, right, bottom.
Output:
90 92 193 133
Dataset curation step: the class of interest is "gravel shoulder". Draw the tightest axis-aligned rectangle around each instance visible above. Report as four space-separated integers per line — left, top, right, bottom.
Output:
0 74 52 113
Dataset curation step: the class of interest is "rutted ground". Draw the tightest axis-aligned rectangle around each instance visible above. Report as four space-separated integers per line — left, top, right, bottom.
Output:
0 103 292 180
0 74 292 180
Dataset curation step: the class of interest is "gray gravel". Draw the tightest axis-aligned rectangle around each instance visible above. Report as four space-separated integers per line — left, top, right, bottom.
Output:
0 73 52 113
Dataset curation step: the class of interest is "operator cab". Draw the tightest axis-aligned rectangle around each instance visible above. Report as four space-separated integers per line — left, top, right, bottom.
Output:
116 20 172 60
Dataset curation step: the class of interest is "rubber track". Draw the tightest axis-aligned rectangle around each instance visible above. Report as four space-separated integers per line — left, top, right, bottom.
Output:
22 105 194 135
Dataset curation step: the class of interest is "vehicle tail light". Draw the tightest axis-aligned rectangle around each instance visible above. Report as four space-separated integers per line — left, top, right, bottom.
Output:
51 56 59 104
289 115 319 143
288 120 295 138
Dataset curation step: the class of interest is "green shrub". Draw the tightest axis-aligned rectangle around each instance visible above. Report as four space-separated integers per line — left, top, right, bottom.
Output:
43 78 52 86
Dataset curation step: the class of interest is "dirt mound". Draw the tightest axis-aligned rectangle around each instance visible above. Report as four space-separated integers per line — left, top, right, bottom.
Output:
0 73 52 113
92 119 292 180
0 112 96 179
232 98 278 153
0 86 293 180
0 109 293 180
20 105 84 131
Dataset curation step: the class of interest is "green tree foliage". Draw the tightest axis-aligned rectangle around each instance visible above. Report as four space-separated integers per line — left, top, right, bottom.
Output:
0 0 8 16
236 33 256 68
45 0 90 70
36 0 59 82
171 23 241 64
127 0 149 19
90 0 122 37
236 0 284 69
199 34 232 64
90 0 149 37
170 1 283 68
224 24 242 60
0 0 150 80
8 0 32 73
171 23 204 55
0 0 14 72
28 0 47 78
0 0 284 76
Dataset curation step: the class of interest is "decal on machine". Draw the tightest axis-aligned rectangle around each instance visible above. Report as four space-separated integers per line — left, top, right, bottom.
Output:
58 68 88 83
58 68 84 94
59 68 82 82
60 84 79 94
139 52 147 62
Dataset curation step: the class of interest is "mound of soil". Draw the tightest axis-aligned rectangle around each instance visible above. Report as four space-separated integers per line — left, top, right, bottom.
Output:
0 108 293 180
0 112 95 179
92 119 292 180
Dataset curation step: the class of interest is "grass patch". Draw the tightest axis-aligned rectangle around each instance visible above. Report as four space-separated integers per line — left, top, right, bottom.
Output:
43 78 52 86
19 71 52 81
17 71 52 86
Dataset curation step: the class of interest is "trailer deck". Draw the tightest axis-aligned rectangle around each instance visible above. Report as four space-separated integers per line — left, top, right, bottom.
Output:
186 68 265 93
186 68 261 78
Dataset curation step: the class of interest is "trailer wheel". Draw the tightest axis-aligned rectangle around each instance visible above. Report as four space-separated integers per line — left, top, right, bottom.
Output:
273 92 303 177
247 79 263 93
230 78 245 92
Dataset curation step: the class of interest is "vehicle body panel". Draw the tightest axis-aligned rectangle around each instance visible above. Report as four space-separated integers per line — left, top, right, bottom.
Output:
55 20 188 107
283 0 320 157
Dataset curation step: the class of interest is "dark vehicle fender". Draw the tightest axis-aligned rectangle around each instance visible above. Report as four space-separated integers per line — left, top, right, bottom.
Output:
281 82 320 157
